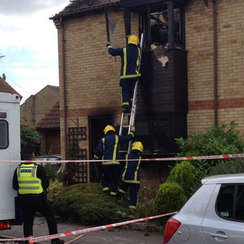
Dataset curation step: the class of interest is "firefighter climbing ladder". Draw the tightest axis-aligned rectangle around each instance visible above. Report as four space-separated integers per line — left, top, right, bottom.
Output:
119 33 144 154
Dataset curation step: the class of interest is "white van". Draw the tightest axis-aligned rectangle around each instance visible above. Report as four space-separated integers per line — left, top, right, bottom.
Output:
0 92 21 229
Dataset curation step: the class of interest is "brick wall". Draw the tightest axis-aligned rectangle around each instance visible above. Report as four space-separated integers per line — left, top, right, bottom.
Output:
20 86 59 126
186 0 244 135
58 10 139 160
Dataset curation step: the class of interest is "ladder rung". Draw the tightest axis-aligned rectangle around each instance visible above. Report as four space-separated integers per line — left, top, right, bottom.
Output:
122 125 130 128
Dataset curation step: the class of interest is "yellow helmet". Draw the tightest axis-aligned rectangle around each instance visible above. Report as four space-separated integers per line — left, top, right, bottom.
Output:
104 125 115 135
132 141 144 153
128 35 139 46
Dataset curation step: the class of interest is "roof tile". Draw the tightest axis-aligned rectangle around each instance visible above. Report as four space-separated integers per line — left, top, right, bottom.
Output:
0 76 22 97
36 102 60 130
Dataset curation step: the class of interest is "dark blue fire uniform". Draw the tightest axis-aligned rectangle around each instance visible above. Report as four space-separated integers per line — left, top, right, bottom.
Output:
107 44 141 107
118 151 141 209
94 131 134 196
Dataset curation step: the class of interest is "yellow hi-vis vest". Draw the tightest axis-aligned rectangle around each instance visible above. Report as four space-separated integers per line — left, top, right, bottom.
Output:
17 163 44 195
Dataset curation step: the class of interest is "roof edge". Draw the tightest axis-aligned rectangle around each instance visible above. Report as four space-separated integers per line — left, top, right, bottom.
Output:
50 1 120 20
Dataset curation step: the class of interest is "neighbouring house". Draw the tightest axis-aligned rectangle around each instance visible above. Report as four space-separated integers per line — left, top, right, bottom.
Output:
0 76 22 98
20 85 59 126
51 0 244 185
20 85 60 156
36 102 61 155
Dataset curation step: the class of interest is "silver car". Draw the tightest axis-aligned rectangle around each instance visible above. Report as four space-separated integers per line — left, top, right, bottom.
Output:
163 174 244 244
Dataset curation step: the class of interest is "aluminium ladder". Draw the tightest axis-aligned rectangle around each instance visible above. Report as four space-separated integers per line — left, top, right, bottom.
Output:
119 33 144 154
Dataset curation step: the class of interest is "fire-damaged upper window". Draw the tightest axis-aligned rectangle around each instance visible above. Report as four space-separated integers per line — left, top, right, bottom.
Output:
138 2 185 67
150 3 183 48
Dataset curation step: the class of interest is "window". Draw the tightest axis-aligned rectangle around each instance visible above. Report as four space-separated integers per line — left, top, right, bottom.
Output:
142 2 185 50
135 114 171 153
216 185 235 219
150 3 168 46
216 184 244 221
0 120 9 149
152 115 170 153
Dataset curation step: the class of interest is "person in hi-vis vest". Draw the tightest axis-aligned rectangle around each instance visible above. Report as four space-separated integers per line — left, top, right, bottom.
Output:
12 144 64 244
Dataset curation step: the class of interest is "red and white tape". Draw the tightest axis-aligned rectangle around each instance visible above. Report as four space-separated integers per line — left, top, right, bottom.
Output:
1 153 244 164
0 212 176 242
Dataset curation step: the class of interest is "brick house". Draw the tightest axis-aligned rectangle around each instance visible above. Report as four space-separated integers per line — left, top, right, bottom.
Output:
20 85 59 126
36 102 61 155
20 85 60 155
51 0 244 184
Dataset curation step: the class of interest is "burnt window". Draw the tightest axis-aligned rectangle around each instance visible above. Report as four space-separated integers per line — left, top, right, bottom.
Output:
150 3 168 47
140 2 185 51
0 120 9 149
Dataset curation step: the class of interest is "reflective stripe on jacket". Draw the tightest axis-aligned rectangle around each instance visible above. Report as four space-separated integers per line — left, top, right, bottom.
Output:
17 163 44 194
122 152 141 184
108 44 141 79
94 131 134 165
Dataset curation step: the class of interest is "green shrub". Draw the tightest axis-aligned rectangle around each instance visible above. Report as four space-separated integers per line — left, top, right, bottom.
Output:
208 158 244 176
166 161 195 196
47 179 64 203
135 183 160 218
43 163 59 181
153 182 187 215
176 122 244 157
53 183 130 225
175 122 244 182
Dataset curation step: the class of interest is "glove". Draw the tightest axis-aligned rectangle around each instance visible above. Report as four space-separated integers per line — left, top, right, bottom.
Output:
130 125 135 133
106 41 111 48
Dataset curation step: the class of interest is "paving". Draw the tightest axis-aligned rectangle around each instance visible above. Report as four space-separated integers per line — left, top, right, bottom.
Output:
0 217 163 244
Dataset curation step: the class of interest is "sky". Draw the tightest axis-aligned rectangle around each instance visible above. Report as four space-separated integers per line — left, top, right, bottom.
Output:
0 0 70 103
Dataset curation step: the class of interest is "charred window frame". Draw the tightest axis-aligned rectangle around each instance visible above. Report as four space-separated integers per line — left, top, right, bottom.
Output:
0 120 9 149
137 2 185 51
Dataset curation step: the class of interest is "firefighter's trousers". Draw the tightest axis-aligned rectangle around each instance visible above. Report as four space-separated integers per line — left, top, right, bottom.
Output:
119 182 140 209
101 164 120 196
120 78 137 107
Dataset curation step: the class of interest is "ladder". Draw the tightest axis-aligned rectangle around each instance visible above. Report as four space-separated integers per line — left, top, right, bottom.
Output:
119 33 144 154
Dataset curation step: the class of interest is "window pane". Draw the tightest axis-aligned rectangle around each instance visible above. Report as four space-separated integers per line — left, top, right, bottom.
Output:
152 115 170 153
0 120 8 149
216 185 235 219
235 185 244 221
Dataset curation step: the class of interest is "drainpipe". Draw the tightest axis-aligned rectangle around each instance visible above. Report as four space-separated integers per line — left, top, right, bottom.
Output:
213 0 218 126
60 17 68 157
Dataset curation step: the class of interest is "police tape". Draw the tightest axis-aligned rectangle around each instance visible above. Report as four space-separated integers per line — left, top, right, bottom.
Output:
0 212 177 242
1 153 244 164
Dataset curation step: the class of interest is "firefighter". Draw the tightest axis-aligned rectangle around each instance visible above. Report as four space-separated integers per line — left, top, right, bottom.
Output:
117 141 143 210
107 35 141 113
12 144 64 244
94 125 135 196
